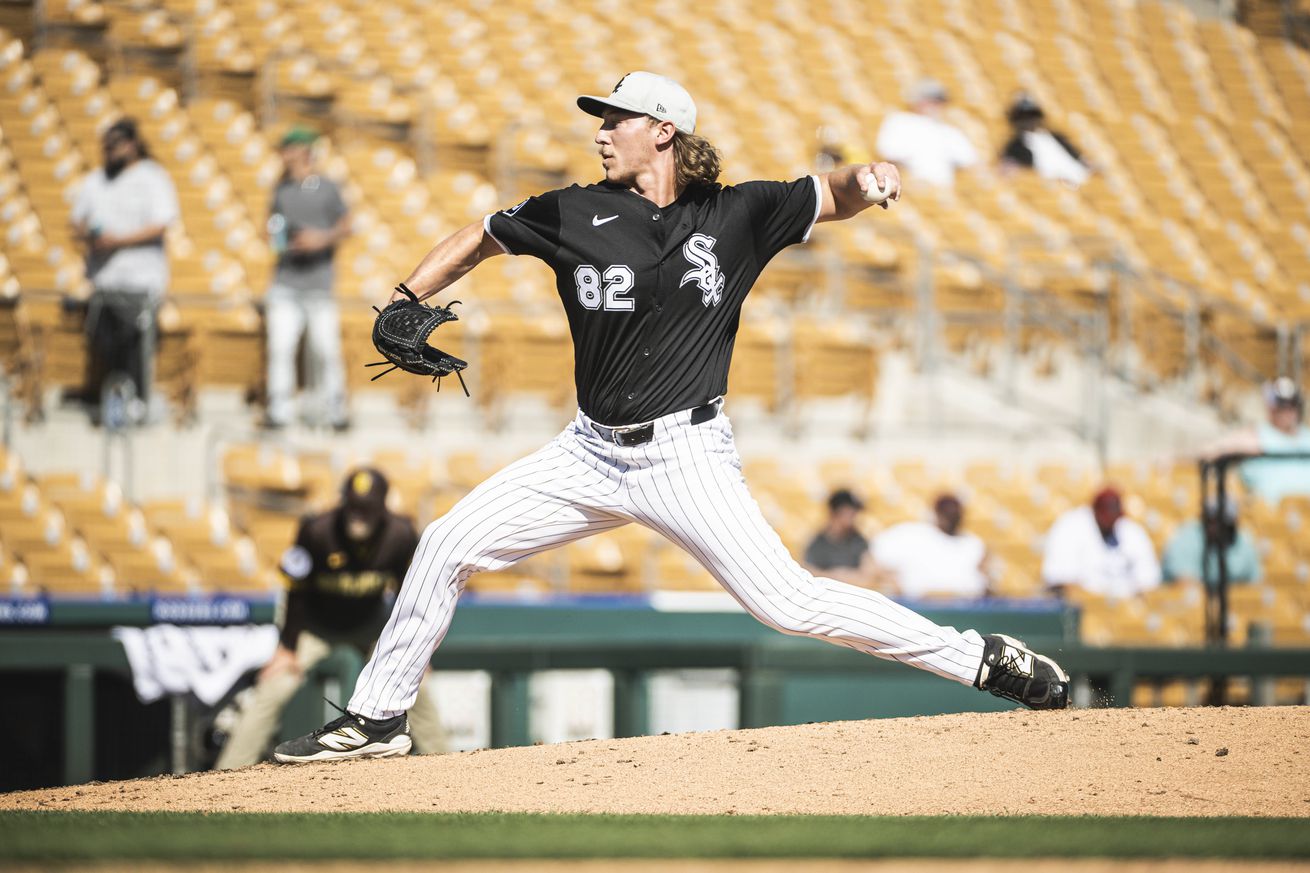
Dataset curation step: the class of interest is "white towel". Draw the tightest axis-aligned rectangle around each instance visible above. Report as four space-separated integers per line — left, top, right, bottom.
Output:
112 624 280 706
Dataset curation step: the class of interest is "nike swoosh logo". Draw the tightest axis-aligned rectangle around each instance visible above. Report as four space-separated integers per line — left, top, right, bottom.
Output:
592 215 619 226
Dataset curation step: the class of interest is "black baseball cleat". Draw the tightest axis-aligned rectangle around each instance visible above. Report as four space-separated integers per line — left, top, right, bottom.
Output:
273 703 412 763
974 634 1070 710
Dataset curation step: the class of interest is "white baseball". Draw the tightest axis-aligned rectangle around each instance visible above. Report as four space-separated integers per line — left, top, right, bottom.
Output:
862 174 895 204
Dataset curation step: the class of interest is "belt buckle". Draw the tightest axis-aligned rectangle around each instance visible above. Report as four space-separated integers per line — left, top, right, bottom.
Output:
611 422 652 447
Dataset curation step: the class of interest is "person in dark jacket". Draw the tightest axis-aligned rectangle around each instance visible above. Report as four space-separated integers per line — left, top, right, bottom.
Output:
215 468 446 767
1000 94 1091 187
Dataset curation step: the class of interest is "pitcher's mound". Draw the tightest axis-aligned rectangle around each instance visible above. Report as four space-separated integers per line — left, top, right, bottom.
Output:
5 707 1308 817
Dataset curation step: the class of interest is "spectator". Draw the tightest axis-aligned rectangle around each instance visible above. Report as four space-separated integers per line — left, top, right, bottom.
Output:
875 79 979 189
1162 498 1262 589
1042 488 1161 599
814 124 846 174
215 469 445 768
70 118 179 425
803 489 877 587
1206 378 1310 504
873 494 992 599
999 94 1091 187
263 127 351 430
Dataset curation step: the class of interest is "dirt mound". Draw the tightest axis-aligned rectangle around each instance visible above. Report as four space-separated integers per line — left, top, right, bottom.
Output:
5 707 1308 817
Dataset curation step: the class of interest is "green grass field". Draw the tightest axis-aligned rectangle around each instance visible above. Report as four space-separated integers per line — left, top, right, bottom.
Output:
1 812 1308 860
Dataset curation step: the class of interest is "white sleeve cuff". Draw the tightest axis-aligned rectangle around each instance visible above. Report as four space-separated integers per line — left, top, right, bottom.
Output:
482 213 511 255
800 174 822 243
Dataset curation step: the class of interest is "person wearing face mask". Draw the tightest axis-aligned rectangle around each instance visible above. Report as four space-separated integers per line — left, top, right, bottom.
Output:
70 118 179 425
214 468 446 768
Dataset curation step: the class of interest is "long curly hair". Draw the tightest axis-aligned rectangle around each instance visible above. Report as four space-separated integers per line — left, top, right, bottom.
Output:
671 131 722 190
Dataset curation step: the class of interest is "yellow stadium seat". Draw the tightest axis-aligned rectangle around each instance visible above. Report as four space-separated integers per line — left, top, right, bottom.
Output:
478 311 574 416
726 317 785 412
652 540 717 592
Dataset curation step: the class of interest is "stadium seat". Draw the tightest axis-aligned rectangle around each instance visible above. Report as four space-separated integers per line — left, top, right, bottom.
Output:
22 537 111 596
790 318 879 432
477 310 574 419
652 539 717 592
565 527 643 594
725 317 785 413
0 0 1309 617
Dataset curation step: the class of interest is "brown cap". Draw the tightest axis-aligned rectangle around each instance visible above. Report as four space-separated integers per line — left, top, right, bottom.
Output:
341 468 388 526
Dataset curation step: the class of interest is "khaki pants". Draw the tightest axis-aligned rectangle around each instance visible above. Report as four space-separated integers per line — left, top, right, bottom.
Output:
215 627 446 769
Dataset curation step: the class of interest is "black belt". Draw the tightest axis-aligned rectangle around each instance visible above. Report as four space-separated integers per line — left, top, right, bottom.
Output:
591 401 720 447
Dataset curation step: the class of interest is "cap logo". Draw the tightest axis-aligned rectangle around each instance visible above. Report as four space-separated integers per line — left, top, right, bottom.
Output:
611 74 628 94
656 103 666 113
351 471 373 496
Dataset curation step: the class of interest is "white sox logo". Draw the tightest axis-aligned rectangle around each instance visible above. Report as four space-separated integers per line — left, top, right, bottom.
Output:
680 233 726 307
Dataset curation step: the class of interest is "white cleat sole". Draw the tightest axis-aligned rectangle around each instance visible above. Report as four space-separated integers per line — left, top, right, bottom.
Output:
273 735 412 764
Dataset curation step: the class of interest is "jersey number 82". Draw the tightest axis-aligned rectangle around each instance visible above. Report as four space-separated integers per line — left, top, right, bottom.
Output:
574 264 634 312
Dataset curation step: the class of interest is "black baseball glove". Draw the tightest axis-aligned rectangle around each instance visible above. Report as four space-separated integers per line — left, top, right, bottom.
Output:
366 283 469 395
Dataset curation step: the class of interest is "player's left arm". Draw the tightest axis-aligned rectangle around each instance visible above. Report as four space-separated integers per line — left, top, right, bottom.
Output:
816 162 901 223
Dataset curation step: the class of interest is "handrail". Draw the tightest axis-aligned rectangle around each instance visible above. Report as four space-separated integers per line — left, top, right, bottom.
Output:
1199 450 1310 654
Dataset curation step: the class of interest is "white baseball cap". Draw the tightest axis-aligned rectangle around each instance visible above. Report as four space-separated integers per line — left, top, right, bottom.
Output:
577 71 697 135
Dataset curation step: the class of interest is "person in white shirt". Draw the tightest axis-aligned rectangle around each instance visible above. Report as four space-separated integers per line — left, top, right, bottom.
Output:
1041 488 1160 599
70 118 179 425
873 494 992 599
999 94 1091 187
875 79 979 189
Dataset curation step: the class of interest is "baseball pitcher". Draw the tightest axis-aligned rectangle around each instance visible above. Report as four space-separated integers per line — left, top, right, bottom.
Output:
274 72 1069 763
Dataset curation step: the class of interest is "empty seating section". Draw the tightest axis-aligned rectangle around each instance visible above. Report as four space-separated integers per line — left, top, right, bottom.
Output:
0 0 1304 417
4 441 1307 659
0 445 279 595
1 0 1309 672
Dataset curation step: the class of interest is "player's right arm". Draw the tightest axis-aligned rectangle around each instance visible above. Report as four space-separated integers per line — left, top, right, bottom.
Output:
391 220 505 303
394 189 564 303
817 162 901 220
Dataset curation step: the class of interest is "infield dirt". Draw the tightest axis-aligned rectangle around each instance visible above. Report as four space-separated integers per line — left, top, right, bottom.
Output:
8 864 1310 873
5 706 1308 816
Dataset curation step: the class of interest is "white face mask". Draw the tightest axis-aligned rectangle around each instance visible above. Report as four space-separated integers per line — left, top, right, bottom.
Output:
346 518 374 542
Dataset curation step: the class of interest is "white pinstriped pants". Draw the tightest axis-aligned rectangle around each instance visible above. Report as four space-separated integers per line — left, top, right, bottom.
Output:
348 405 988 719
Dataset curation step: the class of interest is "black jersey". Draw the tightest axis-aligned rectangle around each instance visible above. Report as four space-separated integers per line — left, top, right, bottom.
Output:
485 176 822 426
276 509 419 648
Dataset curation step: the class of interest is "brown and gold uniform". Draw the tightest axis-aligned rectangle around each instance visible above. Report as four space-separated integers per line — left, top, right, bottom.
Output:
215 469 446 769
278 509 418 651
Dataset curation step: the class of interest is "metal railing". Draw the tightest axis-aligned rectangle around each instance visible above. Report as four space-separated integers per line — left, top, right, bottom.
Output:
6 627 1310 785
1199 450 1310 643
